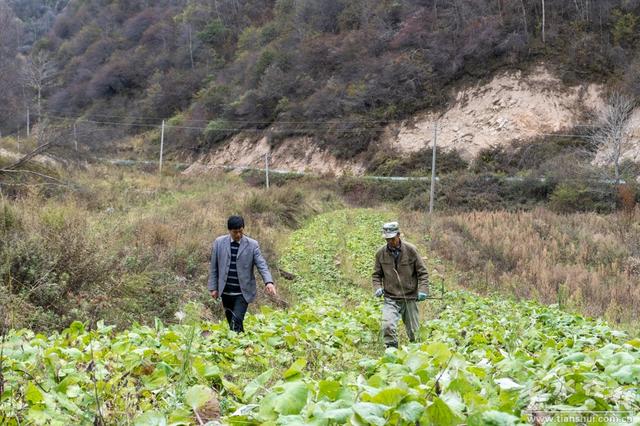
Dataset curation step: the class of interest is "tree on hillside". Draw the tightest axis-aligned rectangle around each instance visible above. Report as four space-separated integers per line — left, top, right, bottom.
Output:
589 92 637 184
7 0 69 48
19 0 640 159
0 1 20 54
19 50 57 118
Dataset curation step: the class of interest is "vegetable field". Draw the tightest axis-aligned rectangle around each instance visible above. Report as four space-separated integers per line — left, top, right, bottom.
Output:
1 210 639 425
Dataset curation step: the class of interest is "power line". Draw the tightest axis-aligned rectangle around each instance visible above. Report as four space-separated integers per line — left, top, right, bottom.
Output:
0 105 623 137
32 115 600 138
33 108 396 125
93 157 630 185
38 116 390 132
6 105 639 140
2 105 396 127
30 111 602 137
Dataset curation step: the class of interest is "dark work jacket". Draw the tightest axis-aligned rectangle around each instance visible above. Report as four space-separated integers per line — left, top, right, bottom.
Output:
372 241 429 300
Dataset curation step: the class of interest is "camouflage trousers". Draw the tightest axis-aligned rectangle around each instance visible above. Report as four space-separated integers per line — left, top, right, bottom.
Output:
382 297 420 348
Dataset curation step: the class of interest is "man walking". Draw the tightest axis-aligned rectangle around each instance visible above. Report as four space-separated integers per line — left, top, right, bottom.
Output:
372 221 429 348
209 215 277 332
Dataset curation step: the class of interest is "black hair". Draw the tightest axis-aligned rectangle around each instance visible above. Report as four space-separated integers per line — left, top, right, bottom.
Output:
227 215 245 230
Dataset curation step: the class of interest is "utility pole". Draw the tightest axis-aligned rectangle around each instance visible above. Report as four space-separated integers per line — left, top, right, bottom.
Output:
26 107 30 138
429 122 437 214
159 120 165 175
265 153 270 189
73 122 78 152
541 0 546 44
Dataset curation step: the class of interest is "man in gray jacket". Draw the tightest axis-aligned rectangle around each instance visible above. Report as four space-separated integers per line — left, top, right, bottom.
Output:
208 215 276 332
372 221 429 348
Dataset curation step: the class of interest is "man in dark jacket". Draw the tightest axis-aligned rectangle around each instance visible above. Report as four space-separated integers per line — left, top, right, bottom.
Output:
372 221 429 348
208 215 276 332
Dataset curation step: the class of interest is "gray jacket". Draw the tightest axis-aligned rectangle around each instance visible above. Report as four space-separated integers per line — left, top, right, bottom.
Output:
208 235 273 303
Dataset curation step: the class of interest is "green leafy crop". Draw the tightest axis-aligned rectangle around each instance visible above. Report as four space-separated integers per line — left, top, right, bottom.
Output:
1 210 638 425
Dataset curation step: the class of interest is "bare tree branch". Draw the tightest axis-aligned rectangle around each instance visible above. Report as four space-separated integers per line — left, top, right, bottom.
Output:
19 50 57 117
0 141 52 173
0 122 73 190
588 92 636 183
0 169 65 184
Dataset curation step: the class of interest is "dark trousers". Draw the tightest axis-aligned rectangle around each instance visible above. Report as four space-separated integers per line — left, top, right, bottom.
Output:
221 293 249 332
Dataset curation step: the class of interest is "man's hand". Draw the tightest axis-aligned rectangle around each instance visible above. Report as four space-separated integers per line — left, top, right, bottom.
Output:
265 283 277 297
210 290 219 299
374 288 384 298
417 292 427 302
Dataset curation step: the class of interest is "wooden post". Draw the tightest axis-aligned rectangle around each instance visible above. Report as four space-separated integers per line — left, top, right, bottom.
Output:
159 120 165 174
541 0 546 44
429 122 437 214
265 153 270 189
73 122 78 152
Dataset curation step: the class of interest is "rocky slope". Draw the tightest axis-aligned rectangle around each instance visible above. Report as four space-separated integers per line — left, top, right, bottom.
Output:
187 65 638 175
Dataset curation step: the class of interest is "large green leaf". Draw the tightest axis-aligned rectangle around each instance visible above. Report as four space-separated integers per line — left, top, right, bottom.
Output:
422 397 463 426
317 380 342 401
558 353 586 364
352 402 388 426
320 408 353 422
273 382 309 415
25 382 44 404
425 342 452 365
134 411 168 426
397 401 425 422
467 410 520 426
494 378 523 391
243 368 274 402
142 368 168 390
609 364 640 384
283 358 307 379
184 384 215 410
367 387 408 407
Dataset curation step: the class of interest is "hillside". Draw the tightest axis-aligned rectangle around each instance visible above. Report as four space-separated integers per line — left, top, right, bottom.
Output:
189 65 611 174
1 0 640 172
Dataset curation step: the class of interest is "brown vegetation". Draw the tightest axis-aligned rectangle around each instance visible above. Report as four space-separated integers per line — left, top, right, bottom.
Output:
4 0 640 160
0 166 337 331
1 156 638 334
411 208 640 333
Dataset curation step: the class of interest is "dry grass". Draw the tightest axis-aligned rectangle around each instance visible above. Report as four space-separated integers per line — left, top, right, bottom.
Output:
0 165 335 331
404 208 640 333
3 162 637 335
